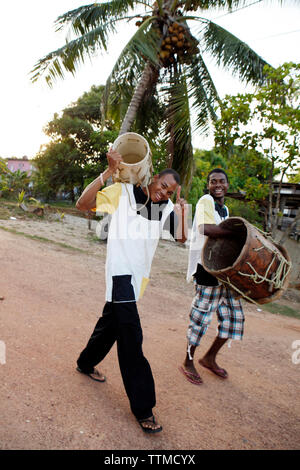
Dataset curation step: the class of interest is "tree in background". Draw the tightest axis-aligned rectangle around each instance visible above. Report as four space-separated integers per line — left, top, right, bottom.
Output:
32 84 181 201
31 0 271 194
44 85 118 165
288 169 300 184
214 62 300 234
0 156 31 199
33 141 84 202
32 85 119 201
0 158 10 197
188 147 271 226
188 148 225 209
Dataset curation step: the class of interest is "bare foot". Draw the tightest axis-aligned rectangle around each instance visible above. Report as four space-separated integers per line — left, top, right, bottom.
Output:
198 358 228 379
179 364 203 385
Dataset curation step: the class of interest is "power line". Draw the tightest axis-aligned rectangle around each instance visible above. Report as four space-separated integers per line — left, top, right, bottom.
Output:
253 28 300 40
211 1 300 42
213 0 264 20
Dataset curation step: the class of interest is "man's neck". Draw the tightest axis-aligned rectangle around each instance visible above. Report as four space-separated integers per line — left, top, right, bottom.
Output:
213 196 225 206
141 185 148 197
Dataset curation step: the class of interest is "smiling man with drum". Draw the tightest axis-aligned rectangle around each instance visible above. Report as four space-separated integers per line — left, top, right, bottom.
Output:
180 169 245 385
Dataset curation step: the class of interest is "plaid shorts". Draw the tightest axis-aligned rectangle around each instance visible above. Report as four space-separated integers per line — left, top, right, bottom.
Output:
187 283 245 347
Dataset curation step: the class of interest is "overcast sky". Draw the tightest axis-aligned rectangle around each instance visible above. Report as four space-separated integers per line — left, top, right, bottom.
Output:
1 0 299 159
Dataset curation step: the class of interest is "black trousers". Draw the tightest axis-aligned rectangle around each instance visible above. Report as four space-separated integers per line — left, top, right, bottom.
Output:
77 301 156 420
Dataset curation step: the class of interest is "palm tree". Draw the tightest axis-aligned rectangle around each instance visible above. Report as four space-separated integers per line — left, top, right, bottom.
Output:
31 0 271 192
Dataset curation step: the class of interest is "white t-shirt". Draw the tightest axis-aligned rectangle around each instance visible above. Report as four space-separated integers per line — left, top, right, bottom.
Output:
95 183 174 301
187 194 229 282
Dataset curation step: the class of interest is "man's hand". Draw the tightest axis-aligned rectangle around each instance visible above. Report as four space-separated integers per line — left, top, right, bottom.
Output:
174 185 187 216
107 147 123 175
174 185 188 243
76 147 123 211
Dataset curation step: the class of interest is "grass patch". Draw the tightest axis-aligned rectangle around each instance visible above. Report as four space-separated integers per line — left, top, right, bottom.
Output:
262 302 300 319
0 225 86 253
0 201 21 219
0 198 87 221
47 201 75 208
0 206 10 219
0 201 43 220
87 233 104 244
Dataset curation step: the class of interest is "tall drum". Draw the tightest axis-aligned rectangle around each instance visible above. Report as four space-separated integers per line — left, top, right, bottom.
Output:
202 217 292 304
112 132 153 186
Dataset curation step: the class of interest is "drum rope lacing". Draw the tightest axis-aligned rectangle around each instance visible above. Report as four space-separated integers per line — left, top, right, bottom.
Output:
216 226 292 305
238 250 292 290
217 277 260 305
237 226 292 291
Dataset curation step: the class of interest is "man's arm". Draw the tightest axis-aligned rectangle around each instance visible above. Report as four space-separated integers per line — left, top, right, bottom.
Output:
76 148 123 212
196 197 233 239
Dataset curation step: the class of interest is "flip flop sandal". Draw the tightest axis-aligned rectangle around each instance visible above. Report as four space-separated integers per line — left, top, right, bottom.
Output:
178 366 203 385
198 360 228 379
137 416 163 434
76 366 106 382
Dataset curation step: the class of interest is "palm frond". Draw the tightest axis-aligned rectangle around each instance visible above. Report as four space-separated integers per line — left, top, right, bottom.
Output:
202 20 270 85
102 20 161 119
134 90 164 141
166 75 192 147
187 53 220 133
55 1 136 35
106 76 163 137
182 0 251 12
163 72 194 189
104 78 137 127
30 0 155 86
30 20 119 86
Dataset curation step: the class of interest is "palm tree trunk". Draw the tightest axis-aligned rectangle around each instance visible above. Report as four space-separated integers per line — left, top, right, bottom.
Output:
119 62 159 135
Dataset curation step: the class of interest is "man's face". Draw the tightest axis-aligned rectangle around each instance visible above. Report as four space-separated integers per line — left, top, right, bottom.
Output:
149 174 178 203
207 172 229 201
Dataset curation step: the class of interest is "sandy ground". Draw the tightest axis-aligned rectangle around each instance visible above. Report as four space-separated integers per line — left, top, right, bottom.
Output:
0 213 299 450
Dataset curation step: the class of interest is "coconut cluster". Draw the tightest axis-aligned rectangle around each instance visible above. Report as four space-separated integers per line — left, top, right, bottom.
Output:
135 16 150 27
159 22 199 67
135 9 199 69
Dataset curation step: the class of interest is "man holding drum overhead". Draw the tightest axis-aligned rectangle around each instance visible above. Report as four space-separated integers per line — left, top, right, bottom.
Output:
75 146 188 433
180 169 245 385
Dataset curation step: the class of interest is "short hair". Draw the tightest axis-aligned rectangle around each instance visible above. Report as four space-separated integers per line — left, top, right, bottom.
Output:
158 168 181 185
207 168 228 183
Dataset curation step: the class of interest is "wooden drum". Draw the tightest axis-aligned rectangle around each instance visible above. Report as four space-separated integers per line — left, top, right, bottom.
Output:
202 217 292 304
112 132 153 186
